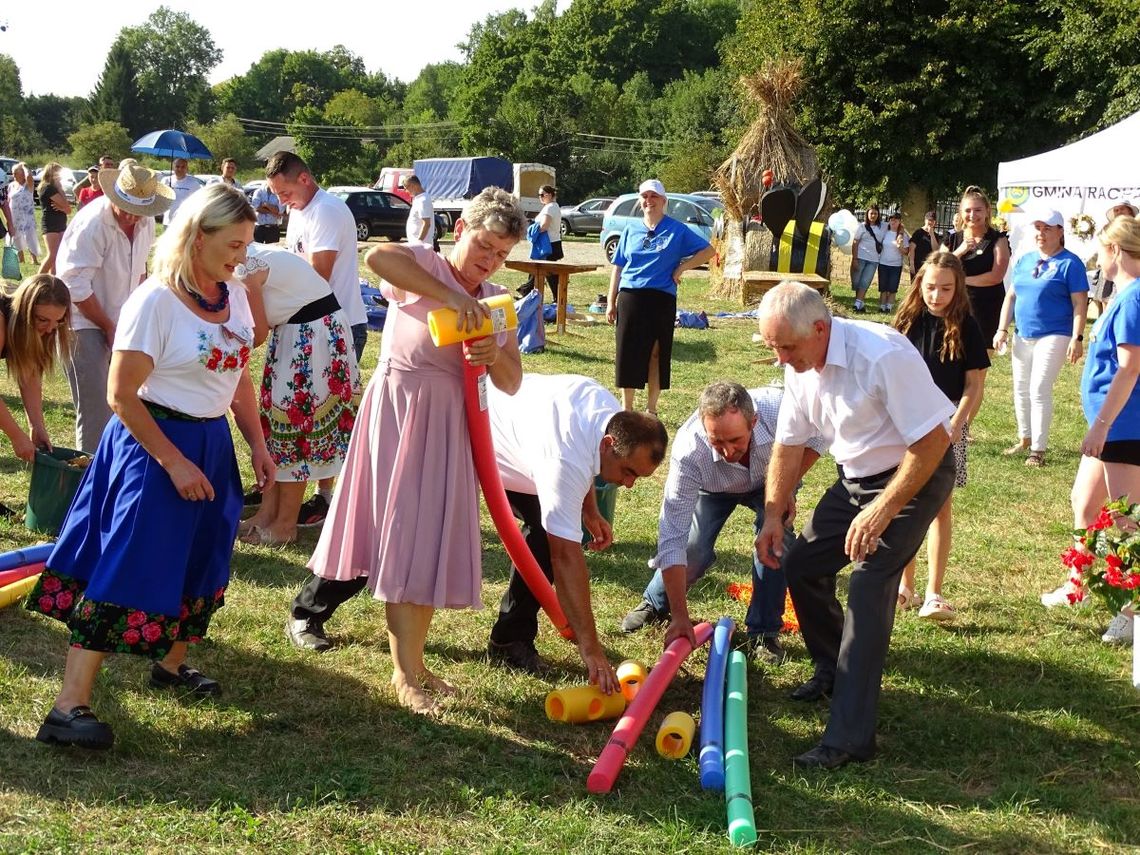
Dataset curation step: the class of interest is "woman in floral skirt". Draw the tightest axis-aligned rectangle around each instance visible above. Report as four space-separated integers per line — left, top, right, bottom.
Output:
27 184 274 750
236 243 359 546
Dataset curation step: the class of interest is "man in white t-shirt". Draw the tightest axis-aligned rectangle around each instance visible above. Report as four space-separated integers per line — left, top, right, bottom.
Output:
402 174 435 250
485 374 667 693
755 282 955 770
266 151 365 526
162 158 204 226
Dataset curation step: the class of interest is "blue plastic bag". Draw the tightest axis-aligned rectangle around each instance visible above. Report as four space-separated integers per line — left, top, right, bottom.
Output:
514 289 545 353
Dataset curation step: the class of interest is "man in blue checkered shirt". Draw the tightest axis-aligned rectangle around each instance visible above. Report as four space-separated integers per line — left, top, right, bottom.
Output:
620 380 825 663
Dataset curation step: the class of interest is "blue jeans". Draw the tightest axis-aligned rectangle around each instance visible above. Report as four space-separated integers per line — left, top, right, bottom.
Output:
852 258 878 292
351 323 368 364
641 488 793 637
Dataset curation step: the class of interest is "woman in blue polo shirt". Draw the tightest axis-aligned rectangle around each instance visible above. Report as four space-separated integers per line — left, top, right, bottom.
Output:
1054 214 1140 641
605 179 714 416
993 208 1088 467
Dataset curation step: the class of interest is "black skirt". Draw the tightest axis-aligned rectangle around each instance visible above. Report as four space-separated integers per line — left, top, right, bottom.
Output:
615 288 677 389
966 284 1005 345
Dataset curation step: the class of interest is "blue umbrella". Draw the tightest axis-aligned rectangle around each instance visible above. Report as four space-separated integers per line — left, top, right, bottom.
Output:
131 129 213 160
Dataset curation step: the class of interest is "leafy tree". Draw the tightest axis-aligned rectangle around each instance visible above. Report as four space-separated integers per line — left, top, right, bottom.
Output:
117 7 222 129
1022 0 1140 127
187 114 255 171
402 62 464 124
0 54 38 153
26 95 87 151
289 105 367 187
214 49 289 121
69 121 133 167
723 0 1076 202
88 40 145 137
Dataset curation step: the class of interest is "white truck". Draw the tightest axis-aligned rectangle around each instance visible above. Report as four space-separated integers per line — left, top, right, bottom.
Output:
412 157 556 231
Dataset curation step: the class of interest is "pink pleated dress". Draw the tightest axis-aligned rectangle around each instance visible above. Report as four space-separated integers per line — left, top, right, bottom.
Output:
307 246 508 609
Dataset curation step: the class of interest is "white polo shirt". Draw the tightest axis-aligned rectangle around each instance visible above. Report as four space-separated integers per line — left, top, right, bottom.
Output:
284 187 366 327
775 317 954 478
487 374 619 541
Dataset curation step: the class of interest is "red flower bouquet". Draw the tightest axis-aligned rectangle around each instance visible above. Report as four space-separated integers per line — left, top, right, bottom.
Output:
1063 499 1140 613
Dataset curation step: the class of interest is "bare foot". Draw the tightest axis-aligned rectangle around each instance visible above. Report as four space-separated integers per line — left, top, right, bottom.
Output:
391 673 437 714
420 669 457 696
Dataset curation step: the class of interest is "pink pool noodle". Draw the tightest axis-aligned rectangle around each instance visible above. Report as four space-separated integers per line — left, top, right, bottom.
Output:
587 621 714 793
462 347 574 641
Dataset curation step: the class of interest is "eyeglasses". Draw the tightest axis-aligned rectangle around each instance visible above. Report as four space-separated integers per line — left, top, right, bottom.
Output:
641 229 658 250
1032 258 1048 278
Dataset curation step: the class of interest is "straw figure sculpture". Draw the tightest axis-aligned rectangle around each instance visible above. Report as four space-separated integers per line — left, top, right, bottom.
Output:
709 57 821 300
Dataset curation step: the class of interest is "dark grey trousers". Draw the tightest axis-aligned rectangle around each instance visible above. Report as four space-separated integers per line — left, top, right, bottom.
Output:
786 450 954 758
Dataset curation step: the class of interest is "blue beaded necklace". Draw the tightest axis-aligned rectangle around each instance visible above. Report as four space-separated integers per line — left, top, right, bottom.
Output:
193 281 229 313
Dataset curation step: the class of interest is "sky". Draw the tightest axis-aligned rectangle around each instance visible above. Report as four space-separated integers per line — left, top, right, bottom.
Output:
1 1 567 99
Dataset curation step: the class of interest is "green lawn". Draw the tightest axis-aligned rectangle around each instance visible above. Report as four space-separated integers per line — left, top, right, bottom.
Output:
1 261 1137 854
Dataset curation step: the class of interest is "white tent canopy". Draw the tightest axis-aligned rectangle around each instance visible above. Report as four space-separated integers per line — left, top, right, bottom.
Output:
998 111 1140 263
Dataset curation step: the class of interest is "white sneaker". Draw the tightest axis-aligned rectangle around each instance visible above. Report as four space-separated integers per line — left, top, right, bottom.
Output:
1101 612 1134 645
1040 581 1087 608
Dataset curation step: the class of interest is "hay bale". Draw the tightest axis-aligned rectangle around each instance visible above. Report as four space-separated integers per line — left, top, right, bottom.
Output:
743 222 773 272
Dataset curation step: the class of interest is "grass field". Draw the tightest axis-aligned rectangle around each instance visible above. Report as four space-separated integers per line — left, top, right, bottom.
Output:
1 254 1138 854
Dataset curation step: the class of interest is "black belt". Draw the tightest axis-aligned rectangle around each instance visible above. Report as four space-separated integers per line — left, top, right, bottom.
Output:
837 464 897 485
288 293 341 324
143 401 211 423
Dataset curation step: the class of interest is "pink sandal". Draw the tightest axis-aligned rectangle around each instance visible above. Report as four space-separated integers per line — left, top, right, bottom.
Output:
918 594 956 622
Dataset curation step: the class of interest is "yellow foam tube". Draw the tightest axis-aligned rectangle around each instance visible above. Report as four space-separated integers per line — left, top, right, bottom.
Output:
0 573 40 610
427 293 518 346
545 685 627 723
656 711 696 759
617 659 648 702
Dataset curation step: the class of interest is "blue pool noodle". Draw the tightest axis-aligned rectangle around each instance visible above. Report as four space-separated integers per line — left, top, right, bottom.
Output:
0 543 53 573
699 616 735 790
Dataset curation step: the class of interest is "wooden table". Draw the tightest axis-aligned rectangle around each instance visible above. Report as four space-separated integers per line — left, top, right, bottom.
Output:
741 271 830 305
504 260 602 334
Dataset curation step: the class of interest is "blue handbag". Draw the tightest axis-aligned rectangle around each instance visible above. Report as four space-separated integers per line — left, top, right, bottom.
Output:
527 221 552 260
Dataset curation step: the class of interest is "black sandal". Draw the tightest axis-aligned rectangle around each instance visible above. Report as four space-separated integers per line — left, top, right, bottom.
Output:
150 663 222 696
36 705 115 750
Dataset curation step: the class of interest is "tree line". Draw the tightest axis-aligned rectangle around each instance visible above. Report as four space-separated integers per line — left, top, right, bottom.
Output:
0 0 1136 204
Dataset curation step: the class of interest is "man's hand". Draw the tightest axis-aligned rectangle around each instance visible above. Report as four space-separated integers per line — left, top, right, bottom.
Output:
664 614 697 649
578 640 619 695
582 511 613 552
755 516 786 568
844 501 891 562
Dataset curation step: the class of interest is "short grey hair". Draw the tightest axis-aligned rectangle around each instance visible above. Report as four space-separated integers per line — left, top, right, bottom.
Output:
758 281 831 336
698 381 755 422
461 187 526 240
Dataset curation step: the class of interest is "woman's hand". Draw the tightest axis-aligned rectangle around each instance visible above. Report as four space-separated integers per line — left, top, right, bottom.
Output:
445 291 490 333
605 303 617 324
1067 337 1084 364
165 456 215 502
992 329 1009 352
463 335 499 367
10 430 35 463
31 423 53 453
1081 421 1109 458
250 444 276 493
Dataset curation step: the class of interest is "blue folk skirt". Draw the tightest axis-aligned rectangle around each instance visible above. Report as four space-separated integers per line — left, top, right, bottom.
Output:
26 413 242 657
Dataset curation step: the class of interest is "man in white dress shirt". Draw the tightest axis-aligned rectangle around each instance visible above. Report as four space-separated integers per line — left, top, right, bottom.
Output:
756 282 955 770
620 381 825 664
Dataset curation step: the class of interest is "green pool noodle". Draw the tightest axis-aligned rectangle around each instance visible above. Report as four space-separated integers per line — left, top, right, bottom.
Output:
724 650 757 847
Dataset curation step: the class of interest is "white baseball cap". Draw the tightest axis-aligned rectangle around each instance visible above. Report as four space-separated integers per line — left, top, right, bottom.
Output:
1026 206 1064 228
638 179 666 197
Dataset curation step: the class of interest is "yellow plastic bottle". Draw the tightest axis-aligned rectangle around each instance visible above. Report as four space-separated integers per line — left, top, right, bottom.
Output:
427 293 518 346
545 686 627 723
655 711 696 759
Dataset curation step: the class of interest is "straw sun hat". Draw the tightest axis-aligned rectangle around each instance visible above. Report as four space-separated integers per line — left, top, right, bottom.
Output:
97 161 175 217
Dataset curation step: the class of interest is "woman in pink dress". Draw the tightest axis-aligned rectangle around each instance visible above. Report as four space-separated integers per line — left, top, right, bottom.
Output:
286 187 525 713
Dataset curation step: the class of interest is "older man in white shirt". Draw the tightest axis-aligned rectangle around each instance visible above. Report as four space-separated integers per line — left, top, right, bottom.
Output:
621 381 825 664
57 162 172 450
402 175 435 250
756 281 955 770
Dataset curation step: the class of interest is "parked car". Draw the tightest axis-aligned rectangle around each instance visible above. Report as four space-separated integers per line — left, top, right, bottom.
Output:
327 186 412 242
559 197 614 237
599 192 718 263
0 156 18 179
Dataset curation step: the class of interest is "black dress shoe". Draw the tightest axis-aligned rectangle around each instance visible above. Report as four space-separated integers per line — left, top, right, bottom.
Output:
486 639 548 675
789 672 833 701
793 743 865 770
149 663 222 696
287 618 332 652
36 705 114 750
